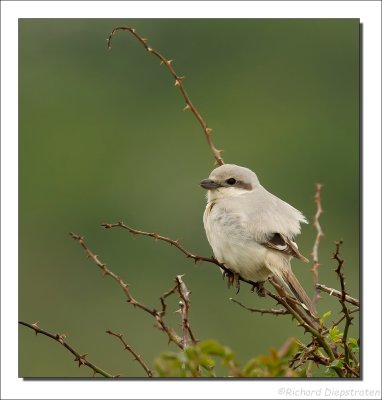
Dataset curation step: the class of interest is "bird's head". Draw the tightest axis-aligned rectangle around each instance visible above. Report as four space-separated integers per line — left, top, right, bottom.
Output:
200 164 260 201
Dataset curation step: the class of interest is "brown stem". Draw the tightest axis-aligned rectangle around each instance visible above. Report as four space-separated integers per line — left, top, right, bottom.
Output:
106 330 153 377
175 275 197 347
107 26 224 166
315 284 359 307
311 183 324 309
69 232 183 349
19 321 115 378
332 241 355 376
230 298 288 316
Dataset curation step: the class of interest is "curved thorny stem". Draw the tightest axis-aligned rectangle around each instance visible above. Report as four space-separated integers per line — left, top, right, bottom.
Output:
311 183 324 309
19 321 116 378
107 25 224 166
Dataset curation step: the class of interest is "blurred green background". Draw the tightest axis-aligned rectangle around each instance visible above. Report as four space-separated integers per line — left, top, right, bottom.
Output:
19 19 359 378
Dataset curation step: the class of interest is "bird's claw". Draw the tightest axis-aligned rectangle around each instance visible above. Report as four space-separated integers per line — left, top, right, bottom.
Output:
223 270 240 293
251 281 266 297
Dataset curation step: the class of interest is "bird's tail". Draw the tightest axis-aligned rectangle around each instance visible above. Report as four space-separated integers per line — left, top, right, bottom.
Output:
281 269 316 317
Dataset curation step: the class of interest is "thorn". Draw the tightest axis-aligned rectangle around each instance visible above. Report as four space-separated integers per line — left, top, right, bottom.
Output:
166 59 173 65
74 354 88 367
56 333 66 344
32 321 40 335
205 128 213 135
183 104 191 111
147 47 153 52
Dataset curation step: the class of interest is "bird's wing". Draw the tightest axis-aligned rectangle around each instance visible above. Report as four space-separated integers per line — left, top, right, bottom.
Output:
239 186 308 241
262 232 309 263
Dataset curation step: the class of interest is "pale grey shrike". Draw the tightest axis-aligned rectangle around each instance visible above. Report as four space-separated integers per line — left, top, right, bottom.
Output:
200 164 314 314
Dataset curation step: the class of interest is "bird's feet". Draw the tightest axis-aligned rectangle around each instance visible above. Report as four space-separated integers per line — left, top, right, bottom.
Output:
251 281 266 297
222 270 240 293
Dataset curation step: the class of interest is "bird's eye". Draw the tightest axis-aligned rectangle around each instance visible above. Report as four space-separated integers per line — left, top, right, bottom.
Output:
226 178 237 185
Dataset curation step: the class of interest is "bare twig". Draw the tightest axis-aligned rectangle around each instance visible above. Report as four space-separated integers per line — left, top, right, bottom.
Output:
106 330 153 377
315 284 359 307
19 321 115 378
159 283 179 317
175 275 197 347
311 183 324 309
107 26 224 166
101 222 294 297
332 240 355 376
69 232 183 349
230 298 288 316
102 222 222 266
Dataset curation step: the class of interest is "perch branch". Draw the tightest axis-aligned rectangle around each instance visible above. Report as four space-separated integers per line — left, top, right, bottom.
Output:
69 232 183 349
102 222 223 267
100 223 350 377
311 183 324 309
102 223 320 324
107 25 224 166
19 321 115 378
102 222 281 292
106 330 153 377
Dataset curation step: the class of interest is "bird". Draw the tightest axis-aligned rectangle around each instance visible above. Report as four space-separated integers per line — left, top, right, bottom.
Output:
200 163 315 315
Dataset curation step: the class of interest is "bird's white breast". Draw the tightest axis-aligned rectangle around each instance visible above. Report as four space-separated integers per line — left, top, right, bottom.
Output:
203 201 272 282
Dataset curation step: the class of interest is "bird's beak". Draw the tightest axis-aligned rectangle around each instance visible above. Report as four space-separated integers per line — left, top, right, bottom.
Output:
200 179 221 190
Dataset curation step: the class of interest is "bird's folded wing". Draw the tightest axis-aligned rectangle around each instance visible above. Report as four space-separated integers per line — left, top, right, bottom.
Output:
262 233 309 263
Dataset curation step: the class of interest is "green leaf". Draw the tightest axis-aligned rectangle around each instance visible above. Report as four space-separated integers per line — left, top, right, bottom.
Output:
347 338 359 353
185 346 198 360
327 326 343 343
198 339 226 357
320 310 332 325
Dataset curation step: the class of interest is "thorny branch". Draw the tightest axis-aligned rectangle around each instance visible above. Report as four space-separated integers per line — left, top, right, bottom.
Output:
69 232 183 349
107 25 224 166
315 284 359 307
101 222 243 282
18 321 115 378
70 232 198 354
332 240 356 376
230 298 288 316
265 278 345 378
102 223 349 377
106 330 153 377
175 275 197 347
102 223 316 322
311 183 324 310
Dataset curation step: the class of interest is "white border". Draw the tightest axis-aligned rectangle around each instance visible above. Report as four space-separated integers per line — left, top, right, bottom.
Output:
1 1 381 399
